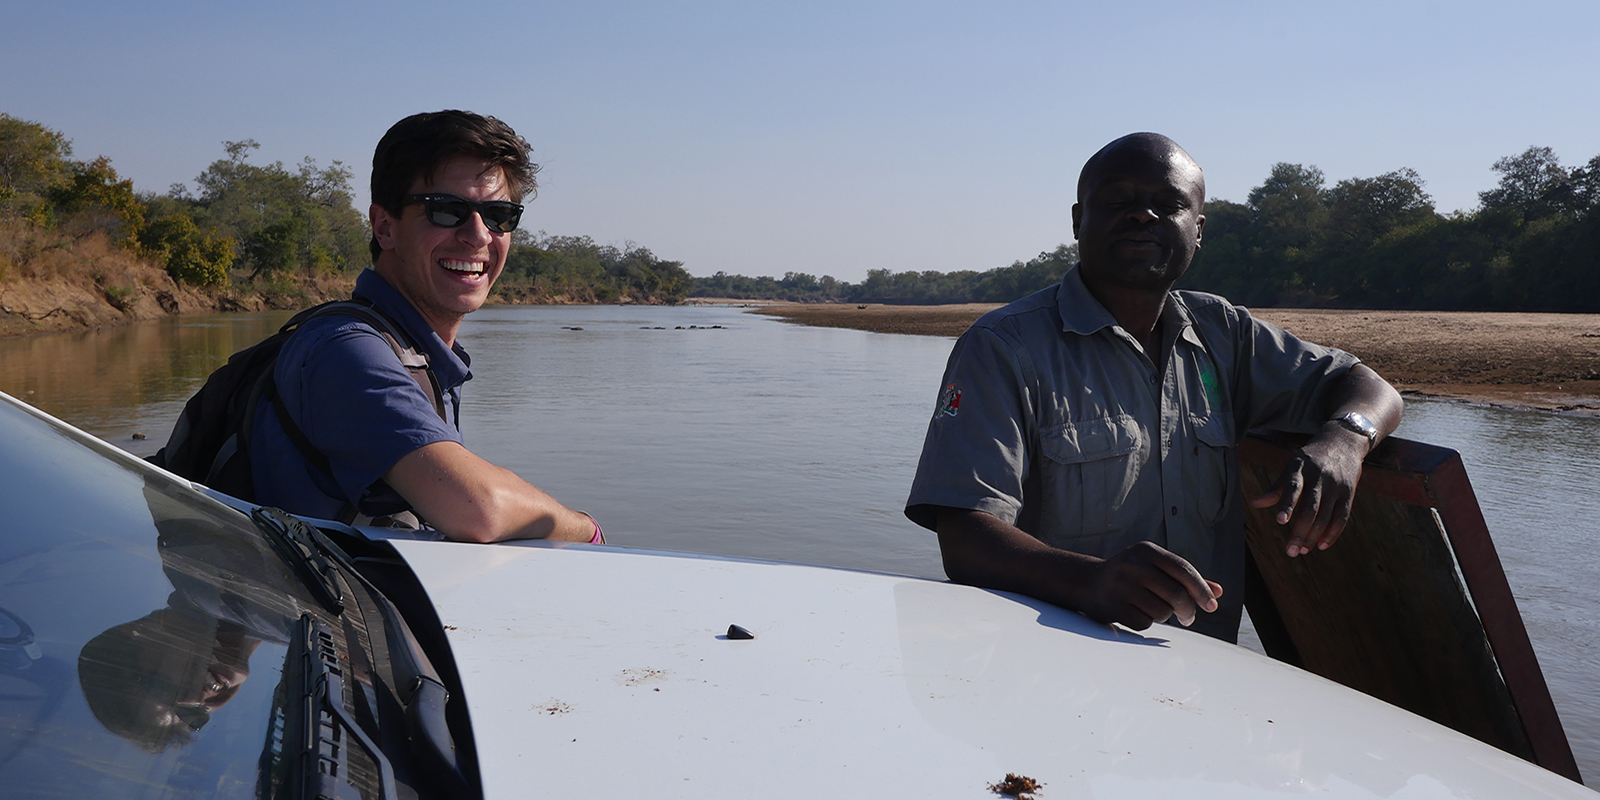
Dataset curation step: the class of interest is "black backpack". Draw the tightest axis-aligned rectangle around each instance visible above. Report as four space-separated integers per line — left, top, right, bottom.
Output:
149 298 444 502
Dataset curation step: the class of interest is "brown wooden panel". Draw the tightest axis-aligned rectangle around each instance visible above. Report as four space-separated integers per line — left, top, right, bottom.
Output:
1238 432 1581 783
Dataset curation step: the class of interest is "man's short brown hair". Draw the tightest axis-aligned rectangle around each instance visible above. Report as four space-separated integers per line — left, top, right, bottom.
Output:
369 110 539 261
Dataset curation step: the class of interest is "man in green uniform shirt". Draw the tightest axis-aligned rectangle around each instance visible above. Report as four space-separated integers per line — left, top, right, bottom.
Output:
905 133 1404 642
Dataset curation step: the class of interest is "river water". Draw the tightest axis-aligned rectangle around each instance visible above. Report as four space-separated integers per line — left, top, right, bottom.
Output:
2 304 1596 781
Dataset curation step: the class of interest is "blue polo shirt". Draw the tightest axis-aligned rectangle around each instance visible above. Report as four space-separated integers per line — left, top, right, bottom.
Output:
250 269 469 520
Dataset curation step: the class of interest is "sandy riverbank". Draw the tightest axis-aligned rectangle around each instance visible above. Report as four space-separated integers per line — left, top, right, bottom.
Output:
753 304 1600 417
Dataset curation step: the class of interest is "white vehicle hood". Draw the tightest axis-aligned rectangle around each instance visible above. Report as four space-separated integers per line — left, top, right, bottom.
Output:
389 539 1593 799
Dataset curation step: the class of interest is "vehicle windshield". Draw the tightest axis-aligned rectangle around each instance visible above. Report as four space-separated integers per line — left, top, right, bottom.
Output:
0 395 321 797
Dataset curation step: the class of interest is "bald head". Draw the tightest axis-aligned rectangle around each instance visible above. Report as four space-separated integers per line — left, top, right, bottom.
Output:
1070 132 1208 295
1076 133 1205 207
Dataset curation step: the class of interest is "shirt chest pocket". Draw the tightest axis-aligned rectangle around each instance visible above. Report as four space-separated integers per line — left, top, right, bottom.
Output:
1188 412 1237 525
1037 415 1146 544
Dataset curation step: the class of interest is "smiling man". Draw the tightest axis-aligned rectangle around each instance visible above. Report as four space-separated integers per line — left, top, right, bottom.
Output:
250 110 598 544
905 133 1403 641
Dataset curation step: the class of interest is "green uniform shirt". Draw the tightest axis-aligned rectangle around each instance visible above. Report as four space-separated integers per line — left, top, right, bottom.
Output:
906 267 1358 640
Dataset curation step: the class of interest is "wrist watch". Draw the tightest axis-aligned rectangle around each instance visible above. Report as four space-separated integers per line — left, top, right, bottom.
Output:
1330 411 1379 447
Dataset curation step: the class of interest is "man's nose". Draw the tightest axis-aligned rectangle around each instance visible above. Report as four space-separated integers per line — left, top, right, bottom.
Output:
1128 205 1158 223
458 212 494 245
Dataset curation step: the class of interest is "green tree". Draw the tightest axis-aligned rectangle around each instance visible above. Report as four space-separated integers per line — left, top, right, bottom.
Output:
1248 163 1328 254
1324 168 1434 245
185 140 367 276
50 155 146 246
242 216 304 277
139 213 235 286
1478 146 1573 223
0 114 72 200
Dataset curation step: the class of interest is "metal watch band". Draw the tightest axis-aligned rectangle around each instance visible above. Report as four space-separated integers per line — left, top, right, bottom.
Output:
1331 411 1379 446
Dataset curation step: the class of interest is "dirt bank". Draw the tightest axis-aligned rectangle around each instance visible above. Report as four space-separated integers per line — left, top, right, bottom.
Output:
754 304 1600 417
0 272 357 338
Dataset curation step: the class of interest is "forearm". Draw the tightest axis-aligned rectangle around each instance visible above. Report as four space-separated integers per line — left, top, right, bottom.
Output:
1319 364 1403 448
935 508 1099 611
935 507 1219 630
385 442 594 543
451 465 593 543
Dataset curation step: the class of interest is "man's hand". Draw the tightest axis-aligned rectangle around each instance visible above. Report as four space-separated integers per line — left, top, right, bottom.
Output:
1248 363 1403 558
1077 541 1223 630
934 509 1220 632
1249 431 1368 557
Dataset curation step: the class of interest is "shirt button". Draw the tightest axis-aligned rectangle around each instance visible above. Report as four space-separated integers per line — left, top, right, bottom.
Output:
1170 506 1178 516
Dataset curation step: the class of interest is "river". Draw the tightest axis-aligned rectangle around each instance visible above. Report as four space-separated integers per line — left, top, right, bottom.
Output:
1 303 1596 781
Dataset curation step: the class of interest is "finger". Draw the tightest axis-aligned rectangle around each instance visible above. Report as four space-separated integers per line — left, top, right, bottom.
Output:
1288 481 1332 552
1206 580 1224 599
1272 466 1305 528
1130 588 1180 627
1304 484 1342 552
1148 551 1218 614
1317 490 1356 551
1249 486 1282 509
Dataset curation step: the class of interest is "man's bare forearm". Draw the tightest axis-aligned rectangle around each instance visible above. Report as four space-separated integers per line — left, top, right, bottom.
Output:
936 508 1097 609
934 507 1219 631
1321 363 1403 446
384 441 594 543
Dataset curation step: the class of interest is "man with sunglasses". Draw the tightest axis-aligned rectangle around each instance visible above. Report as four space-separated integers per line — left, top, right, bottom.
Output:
250 110 599 544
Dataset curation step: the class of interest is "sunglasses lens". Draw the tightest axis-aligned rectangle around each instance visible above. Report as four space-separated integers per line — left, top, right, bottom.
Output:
479 204 522 233
424 199 472 228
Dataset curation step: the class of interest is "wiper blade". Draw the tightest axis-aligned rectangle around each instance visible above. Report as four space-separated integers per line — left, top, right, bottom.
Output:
285 614 397 800
254 506 344 614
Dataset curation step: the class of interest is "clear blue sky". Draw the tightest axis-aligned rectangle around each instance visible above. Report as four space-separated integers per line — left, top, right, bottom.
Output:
4 0 1597 283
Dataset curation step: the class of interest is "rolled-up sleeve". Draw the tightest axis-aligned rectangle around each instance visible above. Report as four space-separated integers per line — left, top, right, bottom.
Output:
905 326 1036 530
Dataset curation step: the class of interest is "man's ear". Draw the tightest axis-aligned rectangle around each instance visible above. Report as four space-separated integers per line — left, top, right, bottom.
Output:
1070 203 1083 239
1195 213 1205 249
370 204 397 251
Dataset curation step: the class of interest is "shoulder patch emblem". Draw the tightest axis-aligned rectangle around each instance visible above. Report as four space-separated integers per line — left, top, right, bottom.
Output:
937 383 962 418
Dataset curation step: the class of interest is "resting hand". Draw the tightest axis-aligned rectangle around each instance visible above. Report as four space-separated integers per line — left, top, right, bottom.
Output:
1077 541 1222 631
1249 428 1369 557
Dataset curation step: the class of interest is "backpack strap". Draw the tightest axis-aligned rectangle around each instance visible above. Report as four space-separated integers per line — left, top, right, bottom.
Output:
245 297 450 523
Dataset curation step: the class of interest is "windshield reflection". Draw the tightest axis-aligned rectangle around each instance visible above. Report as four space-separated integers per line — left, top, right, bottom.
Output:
77 480 303 751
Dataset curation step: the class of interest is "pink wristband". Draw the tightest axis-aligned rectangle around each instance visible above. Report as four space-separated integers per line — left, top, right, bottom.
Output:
586 514 604 544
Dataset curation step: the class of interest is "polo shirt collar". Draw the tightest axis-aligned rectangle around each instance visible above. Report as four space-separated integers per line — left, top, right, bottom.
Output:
1056 264 1207 350
353 269 473 386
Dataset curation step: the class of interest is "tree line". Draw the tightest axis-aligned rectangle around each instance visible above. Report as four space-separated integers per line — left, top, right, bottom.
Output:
8 111 1597 313
1 113 691 303
692 146 1600 312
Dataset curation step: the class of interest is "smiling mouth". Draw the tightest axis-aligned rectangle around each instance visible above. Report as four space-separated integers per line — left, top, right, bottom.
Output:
441 259 486 275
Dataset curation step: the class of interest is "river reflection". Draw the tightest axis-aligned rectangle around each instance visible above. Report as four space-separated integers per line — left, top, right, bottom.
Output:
0 304 1595 781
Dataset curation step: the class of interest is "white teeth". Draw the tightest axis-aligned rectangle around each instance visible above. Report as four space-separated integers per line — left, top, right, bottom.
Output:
441 260 485 275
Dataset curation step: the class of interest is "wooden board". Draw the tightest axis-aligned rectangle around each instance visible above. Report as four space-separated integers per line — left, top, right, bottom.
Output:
1237 432 1582 783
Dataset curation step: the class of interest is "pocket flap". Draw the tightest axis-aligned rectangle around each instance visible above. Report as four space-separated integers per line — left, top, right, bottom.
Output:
1190 412 1235 448
1041 415 1141 465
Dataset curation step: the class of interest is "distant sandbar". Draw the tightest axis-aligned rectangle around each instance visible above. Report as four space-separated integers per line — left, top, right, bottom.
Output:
752 303 1600 417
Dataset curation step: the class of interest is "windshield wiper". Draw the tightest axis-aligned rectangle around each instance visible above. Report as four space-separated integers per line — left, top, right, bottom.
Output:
283 613 397 800
269 517 474 797
254 507 344 615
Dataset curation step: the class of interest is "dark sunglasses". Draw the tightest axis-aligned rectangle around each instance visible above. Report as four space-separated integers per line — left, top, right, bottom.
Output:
401 193 524 233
